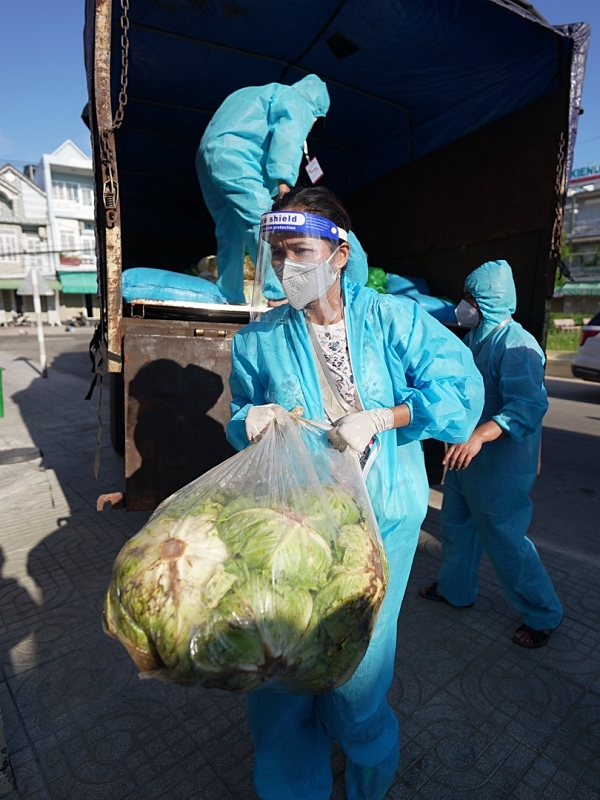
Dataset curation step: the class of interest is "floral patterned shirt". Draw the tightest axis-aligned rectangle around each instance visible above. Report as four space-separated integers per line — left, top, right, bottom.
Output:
310 319 372 468
310 319 356 407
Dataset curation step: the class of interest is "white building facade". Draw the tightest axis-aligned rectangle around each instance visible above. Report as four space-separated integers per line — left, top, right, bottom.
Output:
561 164 600 315
0 164 61 324
0 140 99 324
32 140 98 319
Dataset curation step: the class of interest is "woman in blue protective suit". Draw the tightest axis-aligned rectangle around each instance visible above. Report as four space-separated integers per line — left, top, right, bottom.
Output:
197 75 370 304
226 186 485 800
419 260 563 649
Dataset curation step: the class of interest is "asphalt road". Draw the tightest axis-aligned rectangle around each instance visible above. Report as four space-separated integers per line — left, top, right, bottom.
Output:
0 327 93 382
1 329 598 563
531 376 600 565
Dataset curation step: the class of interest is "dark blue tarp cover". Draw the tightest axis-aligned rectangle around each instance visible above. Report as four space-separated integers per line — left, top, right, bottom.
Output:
85 0 590 238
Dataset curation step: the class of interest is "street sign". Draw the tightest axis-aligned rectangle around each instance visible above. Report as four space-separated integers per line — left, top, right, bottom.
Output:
16 271 55 297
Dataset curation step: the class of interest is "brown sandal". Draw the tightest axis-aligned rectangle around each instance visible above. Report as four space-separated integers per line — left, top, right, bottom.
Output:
418 582 474 608
512 623 553 649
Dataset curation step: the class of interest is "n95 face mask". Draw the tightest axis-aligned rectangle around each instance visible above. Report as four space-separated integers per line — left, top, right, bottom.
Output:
252 210 348 321
278 248 339 310
455 299 480 328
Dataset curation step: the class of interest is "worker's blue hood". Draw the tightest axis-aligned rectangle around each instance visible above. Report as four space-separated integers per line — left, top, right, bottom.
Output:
291 74 330 118
465 260 516 346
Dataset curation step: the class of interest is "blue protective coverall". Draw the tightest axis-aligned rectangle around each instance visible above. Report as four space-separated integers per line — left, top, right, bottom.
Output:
227 277 484 800
437 260 563 630
196 75 332 304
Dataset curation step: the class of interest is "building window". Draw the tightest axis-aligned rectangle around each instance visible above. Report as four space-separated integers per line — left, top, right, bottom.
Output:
66 182 78 202
52 181 81 204
0 231 19 262
81 187 94 206
24 235 47 268
0 192 13 220
60 231 77 256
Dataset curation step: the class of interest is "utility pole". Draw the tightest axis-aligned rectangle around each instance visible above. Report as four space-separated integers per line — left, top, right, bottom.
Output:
30 265 48 378
18 268 52 379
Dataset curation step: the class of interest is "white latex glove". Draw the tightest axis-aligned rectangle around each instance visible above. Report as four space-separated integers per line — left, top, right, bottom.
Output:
328 408 395 453
245 404 287 442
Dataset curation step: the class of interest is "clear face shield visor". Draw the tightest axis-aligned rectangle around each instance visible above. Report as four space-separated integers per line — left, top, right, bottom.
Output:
251 211 348 321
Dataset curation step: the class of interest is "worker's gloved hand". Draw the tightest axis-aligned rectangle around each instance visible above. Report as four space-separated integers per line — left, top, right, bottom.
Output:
245 404 287 442
328 408 395 453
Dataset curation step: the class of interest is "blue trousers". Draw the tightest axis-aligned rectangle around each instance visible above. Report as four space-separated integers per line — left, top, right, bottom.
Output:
196 160 284 304
438 466 563 630
246 527 420 800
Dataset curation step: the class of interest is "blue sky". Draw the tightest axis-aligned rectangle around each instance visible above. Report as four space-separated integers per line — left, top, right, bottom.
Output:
1 0 598 171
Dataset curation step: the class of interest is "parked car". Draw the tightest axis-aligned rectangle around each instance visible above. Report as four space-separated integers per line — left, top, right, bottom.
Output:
571 311 600 382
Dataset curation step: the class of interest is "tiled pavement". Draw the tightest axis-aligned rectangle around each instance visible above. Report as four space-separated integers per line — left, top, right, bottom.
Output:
0 350 599 799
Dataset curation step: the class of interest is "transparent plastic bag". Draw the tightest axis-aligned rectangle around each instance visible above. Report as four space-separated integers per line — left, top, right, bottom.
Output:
103 409 388 694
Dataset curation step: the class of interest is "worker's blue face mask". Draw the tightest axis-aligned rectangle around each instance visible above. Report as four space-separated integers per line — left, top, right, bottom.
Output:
455 299 480 327
277 247 340 310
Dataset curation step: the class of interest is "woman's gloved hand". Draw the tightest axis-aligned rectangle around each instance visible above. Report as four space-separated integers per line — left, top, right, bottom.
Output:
328 408 395 453
245 404 288 442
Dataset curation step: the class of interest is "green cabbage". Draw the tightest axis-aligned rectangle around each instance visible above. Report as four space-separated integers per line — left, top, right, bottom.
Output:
104 487 387 693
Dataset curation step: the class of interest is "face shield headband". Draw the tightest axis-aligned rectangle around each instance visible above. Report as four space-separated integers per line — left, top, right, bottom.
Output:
251 211 348 321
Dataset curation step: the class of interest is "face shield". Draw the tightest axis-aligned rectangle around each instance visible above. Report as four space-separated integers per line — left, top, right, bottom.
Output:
251 210 348 321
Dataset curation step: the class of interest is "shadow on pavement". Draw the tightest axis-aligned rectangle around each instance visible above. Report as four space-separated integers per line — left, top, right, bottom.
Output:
0 361 599 798
0 368 260 799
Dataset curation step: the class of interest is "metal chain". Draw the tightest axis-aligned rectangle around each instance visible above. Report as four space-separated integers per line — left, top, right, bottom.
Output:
113 0 130 131
549 130 567 267
99 0 130 227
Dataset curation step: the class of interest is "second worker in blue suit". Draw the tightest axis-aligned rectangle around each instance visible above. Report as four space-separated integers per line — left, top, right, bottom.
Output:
419 260 563 648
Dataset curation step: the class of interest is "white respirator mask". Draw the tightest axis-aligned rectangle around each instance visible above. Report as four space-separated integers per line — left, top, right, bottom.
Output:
278 247 340 310
455 299 480 328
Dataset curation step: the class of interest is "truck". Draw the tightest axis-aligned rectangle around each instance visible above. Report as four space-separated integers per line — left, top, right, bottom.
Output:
83 0 590 511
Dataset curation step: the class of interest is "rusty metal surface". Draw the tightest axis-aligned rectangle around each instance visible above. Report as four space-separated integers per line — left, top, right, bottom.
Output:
123 319 241 511
121 317 242 338
105 220 123 372
94 0 123 372
126 299 252 325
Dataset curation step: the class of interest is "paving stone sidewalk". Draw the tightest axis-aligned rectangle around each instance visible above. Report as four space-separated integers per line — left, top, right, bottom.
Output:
0 350 599 799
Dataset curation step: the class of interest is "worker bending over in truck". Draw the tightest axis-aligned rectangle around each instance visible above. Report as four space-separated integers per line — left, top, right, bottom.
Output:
226 186 484 799
197 76 368 305
196 75 330 305
419 260 563 648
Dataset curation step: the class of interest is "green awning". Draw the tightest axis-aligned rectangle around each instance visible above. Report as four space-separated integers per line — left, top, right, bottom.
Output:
58 271 98 294
0 278 61 291
561 282 600 296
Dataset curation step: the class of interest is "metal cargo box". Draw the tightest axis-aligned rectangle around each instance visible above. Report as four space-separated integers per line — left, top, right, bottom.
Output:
122 316 244 510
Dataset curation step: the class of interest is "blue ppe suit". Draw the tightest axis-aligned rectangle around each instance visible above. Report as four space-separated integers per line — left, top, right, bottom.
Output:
227 277 484 799
196 75 331 304
437 260 563 630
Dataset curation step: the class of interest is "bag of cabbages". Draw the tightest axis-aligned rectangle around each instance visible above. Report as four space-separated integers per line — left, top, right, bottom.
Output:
103 408 387 694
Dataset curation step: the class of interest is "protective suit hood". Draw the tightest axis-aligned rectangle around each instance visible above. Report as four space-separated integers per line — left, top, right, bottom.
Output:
465 260 516 347
291 75 330 118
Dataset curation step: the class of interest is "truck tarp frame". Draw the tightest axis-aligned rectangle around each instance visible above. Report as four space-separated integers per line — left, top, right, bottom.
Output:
84 0 590 368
